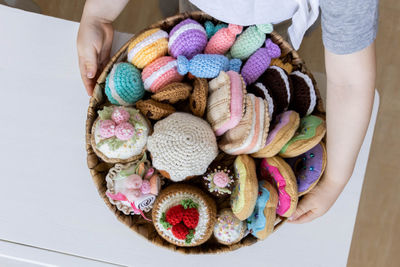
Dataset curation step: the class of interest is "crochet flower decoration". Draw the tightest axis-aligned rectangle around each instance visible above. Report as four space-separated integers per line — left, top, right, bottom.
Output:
203 166 234 195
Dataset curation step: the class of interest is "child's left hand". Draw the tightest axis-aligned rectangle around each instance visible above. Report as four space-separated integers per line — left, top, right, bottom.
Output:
288 175 345 223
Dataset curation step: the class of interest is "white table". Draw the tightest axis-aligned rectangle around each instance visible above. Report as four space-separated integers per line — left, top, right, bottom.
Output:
0 5 379 267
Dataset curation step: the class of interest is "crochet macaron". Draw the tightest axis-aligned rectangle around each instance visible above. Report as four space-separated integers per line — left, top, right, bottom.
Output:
142 56 183 93
248 82 277 120
204 21 228 39
230 23 274 60
127 28 169 69
204 24 243 55
241 39 281 85
105 63 145 106
289 71 317 117
147 112 218 182
207 71 246 136
177 54 242 79
168 18 208 59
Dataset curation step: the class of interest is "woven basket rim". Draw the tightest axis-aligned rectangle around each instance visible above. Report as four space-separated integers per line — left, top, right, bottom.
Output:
85 11 326 254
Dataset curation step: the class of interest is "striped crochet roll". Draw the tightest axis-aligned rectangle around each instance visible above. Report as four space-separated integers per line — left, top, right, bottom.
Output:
168 18 208 59
204 24 243 55
127 28 169 69
142 56 183 93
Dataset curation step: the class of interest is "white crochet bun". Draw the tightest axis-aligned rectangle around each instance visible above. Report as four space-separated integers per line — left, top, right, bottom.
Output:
147 112 218 181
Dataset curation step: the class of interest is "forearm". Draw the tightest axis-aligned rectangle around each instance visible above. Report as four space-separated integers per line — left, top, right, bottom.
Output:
82 0 129 23
324 42 376 190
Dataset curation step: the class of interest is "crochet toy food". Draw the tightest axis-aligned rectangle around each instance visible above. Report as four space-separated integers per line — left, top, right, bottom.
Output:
135 99 175 120
142 56 183 93
241 39 281 85
259 66 293 114
105 63 145 106
177 54 242 78
168 18 208 59
152 184 217 247
247 180 278 240
219 94 270 155
105 155 161 219
248 82 277 120
213 209 247 245
280 115 326 158
91 106 150 163
204 24 243 55
202 165 234 197
127 28 169 68
230 24 274 59
289 71 317 117
204 21 228 39
260 156 298 217
270 58 293 74
231 155 259 220
252 111 300 158
207 71 246 136
189 77 208 117
147 112 218 181
151 82 192 104
286 142 327 196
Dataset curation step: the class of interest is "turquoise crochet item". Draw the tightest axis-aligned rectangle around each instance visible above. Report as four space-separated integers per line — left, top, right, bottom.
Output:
105 63 145 106
177 54 242 78
230 23 273 60
204 21 228 39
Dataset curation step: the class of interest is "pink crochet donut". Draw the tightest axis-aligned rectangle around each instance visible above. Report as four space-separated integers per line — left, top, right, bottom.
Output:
141 56 184 93
204 24 243 55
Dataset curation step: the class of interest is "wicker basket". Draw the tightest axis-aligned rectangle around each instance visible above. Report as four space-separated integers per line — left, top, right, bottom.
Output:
85 11 326 254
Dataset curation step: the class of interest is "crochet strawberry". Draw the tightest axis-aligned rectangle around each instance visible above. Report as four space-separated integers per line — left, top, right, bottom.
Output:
165 205 184 225
171 223 189 240
183 208 199 229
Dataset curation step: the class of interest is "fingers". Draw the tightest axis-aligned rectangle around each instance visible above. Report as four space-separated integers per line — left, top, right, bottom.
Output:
78 45 98 96
288 197 319 224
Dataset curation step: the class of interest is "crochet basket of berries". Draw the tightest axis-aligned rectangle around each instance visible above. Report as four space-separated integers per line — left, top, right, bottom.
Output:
86 11 327 254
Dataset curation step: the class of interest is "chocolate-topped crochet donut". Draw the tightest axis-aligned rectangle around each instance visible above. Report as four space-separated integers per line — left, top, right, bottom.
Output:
289 71 317 117
259 66 293 114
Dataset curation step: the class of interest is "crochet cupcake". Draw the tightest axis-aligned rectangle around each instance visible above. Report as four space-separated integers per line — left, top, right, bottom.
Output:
142 56 183 93
147 112 218 182
91 106 150 163
230 24 274 60
152 184 217 247
105 155 161 220
202 165 235 197
168 18 208 59
204 24 243 55
127 28 169 69
213 209 247 245
105 63 145 106
289 71 317 117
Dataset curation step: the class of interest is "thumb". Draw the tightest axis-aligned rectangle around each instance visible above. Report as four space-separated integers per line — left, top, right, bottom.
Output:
288 197 314 223
83 48 98 79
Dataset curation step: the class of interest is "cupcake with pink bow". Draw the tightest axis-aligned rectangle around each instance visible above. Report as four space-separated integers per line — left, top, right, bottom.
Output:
91 106 150 163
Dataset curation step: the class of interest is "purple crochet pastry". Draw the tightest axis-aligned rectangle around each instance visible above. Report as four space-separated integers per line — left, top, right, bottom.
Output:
285 143 326 195
241 39 281 85
168 18 208 59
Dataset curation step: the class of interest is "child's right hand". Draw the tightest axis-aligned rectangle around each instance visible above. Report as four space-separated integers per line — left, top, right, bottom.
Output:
77 16 113 96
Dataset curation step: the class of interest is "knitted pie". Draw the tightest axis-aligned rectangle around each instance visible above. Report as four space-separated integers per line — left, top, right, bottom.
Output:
213 209 247 245
289 71 317 117
147 113 218 182
91 106 150 163
135 99 175 120
151 82 192 104
152 184 217 247
189 77 208 117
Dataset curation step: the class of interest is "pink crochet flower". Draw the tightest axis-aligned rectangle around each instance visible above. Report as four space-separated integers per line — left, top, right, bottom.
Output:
115 122 135 140
213 171 230 188
140 180 151 194
112 107 130 124
126 174 143 189
99 120 116 138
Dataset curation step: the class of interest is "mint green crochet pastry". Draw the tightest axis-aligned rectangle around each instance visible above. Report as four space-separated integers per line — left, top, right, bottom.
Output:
230 24 273 60
105 62 145 106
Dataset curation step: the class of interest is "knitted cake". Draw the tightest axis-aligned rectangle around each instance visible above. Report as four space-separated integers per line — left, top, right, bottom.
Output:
147 112 218 182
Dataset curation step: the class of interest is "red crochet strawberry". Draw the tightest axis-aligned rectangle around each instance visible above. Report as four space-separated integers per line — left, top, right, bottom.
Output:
165 205 184 225
171 223 189 240
183 207 199 229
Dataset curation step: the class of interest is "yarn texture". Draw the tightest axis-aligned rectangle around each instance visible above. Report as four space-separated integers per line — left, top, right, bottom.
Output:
204 21 228 39
205 24 243 55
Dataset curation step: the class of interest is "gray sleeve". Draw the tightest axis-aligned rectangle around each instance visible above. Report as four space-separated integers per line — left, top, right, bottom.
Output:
320 0 379 54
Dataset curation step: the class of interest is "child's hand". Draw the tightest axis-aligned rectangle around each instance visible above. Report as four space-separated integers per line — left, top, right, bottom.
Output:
288 175 344 223
77 16 113 96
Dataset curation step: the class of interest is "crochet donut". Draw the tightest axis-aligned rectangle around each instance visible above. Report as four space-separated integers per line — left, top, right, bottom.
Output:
289 71 317 117
213 209 247 245
280 115 326 158
189 77 209 117
135 99 175 120
152 184 217 247
151 82 192 104
286 142 327 196
247 180 278 240
207 71 246 136
260 156 298 217
127 28 169 69
142 56 183 93
252 111 300 158
230 155 259 220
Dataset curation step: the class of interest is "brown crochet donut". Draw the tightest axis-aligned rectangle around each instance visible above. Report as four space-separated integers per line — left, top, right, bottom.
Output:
190 77 208 117
151 82 193 104
135 99 175 120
